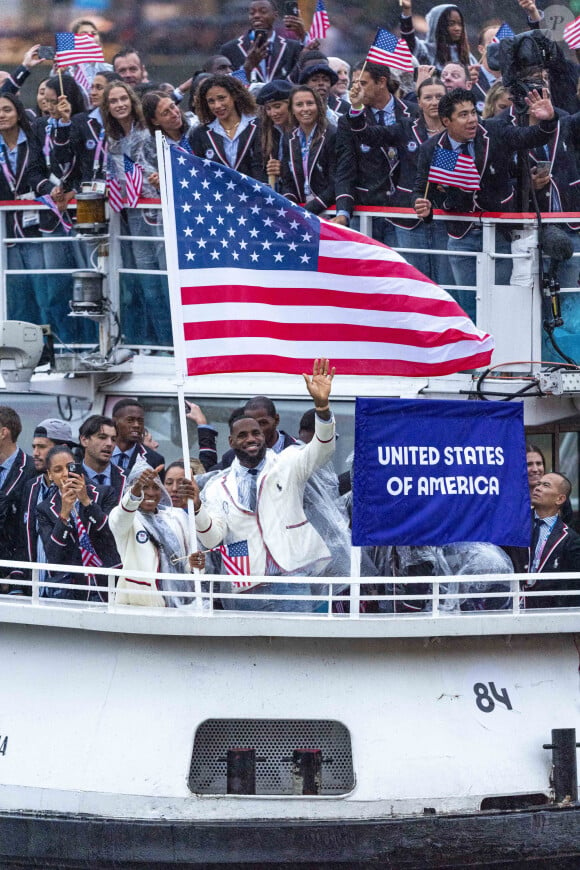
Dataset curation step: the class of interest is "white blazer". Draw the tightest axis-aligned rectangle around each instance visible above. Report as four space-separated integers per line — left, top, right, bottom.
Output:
109 490 192 607
195 414 335 583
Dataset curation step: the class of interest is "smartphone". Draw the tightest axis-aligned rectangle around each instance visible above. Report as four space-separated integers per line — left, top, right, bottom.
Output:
38 45 55 60
67 462 84 476
535 160 551 174
284 1 299 16
254 28 268 46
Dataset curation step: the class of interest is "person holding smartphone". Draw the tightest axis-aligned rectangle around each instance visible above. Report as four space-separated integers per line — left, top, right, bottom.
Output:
37 445 120 601
220 0 302 83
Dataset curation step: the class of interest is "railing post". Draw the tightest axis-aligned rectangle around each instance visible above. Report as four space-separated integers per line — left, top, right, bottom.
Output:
292 749 322 795
543 729 579 803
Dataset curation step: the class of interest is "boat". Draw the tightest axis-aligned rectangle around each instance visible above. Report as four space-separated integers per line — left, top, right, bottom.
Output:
1 194 580 869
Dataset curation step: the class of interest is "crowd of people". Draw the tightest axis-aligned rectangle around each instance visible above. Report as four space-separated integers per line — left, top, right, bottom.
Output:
0 1 579 345
0 359 578 612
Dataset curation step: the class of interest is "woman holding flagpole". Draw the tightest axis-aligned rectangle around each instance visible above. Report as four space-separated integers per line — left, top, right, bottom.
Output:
101 80 171 347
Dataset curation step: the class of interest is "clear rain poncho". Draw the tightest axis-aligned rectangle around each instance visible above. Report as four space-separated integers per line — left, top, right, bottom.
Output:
390 542 513 613
124 458 195 607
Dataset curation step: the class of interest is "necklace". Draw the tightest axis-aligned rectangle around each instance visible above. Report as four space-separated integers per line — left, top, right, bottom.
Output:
222 119 240 136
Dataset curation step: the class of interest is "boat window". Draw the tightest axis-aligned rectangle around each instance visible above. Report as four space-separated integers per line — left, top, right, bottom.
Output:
104 395 356 475
0 393 92 448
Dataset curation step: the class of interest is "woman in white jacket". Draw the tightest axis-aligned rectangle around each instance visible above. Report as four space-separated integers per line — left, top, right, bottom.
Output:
109 460 202 607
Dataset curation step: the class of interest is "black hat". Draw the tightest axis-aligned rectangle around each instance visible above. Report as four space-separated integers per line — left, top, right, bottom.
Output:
255 79 293 104
299 63 338 86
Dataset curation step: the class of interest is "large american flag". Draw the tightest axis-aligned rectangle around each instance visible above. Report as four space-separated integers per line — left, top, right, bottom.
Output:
365 28 414 73
163 144 493 377
427 147 481 191
564 15 580 50
308 0 330 41
55 32 105 68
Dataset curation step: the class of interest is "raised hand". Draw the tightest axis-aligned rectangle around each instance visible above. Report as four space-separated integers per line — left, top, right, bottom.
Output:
526 88 554 122
303 358 335 411
131 464 164 498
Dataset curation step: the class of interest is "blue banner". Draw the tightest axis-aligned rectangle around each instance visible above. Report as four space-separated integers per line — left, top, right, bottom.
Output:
352 398 531 547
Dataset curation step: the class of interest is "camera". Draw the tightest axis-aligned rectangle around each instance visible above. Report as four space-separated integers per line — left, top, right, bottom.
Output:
284 1 299 16
253 28 268 46
38 46 56 60
67 462 84 476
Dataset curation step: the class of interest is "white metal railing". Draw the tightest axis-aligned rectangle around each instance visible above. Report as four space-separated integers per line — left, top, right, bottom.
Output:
0 200 578 354
1 557 579 619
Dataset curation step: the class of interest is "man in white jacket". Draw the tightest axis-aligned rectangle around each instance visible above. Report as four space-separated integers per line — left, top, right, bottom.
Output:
192 359 336 611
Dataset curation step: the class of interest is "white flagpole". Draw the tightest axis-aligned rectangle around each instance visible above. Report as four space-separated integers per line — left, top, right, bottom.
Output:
157 133 204 612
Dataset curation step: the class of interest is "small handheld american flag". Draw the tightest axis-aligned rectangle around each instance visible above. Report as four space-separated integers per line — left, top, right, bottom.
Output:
492 22 515 43
365 28 414 73
219 540 254 589
427 146 480 191
308 0 330 41
123 155 144 207
54 32 105 68
564 15 580 50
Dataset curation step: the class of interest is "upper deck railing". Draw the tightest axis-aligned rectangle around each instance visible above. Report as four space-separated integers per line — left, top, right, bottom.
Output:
0 199 578 366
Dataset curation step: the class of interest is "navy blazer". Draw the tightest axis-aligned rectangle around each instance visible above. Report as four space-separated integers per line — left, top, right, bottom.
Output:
37 484 121 601
28 116 81 233
0 448 36 586
412 114 559 238
280 125 336 214
71 112 106 184
220 33 302 83
0 135 41 238
189 119 266 182
334 99 417 219
523 516 580 609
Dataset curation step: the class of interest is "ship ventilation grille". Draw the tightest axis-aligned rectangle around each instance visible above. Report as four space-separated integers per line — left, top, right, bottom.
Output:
188 718 354 795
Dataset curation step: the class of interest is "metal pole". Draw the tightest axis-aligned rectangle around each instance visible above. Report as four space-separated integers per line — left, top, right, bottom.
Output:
543 728 579 803
292 749 322 795
226 748 256 795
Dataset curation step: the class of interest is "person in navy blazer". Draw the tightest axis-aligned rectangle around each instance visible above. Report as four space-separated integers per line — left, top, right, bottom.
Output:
220 0 302 84
280 86 336 214
523 472 580 609
189 75 265 181
37 445 120 601
0 406 36 594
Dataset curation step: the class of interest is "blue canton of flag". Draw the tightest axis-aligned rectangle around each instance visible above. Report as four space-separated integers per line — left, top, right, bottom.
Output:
171 148 320 272
492 22 516 43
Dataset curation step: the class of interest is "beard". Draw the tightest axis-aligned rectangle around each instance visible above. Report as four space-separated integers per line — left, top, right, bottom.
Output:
233 442 267 467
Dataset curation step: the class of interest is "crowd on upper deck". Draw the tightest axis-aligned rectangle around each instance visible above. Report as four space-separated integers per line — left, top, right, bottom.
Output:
0 0 579 346
0 359 579 612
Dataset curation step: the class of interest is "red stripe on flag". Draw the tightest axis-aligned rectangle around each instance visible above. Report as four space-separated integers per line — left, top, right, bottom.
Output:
186 352 494 378
180 284 462 317
182 320 480 348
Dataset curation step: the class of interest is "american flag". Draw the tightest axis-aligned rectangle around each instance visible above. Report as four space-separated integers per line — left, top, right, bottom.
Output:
162 145 493 377
308 0 330 41
123 155 143 207
219 540 252 587
73 64 91 98
107 174 124 213
164 144 493 375
492 22 515 43
427 146 481 191
365 28 414 73
564 15 580 50
54 32 105 68
38 194 72 231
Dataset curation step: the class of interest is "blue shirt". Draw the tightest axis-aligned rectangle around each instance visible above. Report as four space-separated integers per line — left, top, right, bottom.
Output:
111 444 136 470
0 447 19 488
208 113 254 168
235 456 266 509
530 512 559 572
83 462 112 487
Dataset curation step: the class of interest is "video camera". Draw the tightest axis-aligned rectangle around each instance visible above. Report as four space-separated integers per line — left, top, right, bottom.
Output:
488 29 561 112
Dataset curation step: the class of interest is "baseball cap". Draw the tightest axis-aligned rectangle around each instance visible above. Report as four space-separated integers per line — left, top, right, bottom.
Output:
33 418 76 445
